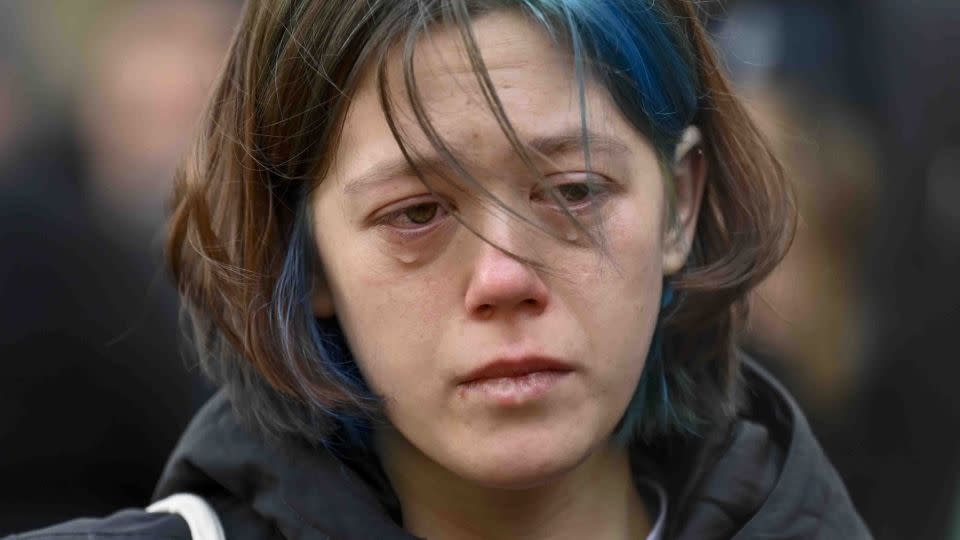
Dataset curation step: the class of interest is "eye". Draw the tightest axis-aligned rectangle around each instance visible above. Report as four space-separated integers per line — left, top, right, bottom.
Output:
375 197 451 241
555 183 592 203
532 173 612 211
403 202 440 225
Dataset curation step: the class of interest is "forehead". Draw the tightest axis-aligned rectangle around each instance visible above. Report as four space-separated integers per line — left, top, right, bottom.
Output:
327 9 643 186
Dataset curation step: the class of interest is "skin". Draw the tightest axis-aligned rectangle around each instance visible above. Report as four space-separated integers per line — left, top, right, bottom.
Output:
311 10 705 540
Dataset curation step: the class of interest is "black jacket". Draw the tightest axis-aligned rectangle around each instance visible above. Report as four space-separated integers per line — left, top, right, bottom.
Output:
6 361 872 539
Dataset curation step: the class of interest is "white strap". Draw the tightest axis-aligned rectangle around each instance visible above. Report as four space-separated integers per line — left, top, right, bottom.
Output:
636 478 668 540
147 493 226 540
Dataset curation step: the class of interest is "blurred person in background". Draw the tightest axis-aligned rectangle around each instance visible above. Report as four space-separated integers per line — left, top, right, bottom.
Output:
843 0 960 537
78 0 239 237
740 87 878 418
0 0 237 533
715 1 960 539
0 58 18 167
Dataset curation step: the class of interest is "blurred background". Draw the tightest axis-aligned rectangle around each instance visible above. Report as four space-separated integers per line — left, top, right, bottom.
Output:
0 1 957 539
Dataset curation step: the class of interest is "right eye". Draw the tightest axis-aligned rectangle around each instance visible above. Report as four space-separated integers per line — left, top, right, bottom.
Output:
531 173 614 213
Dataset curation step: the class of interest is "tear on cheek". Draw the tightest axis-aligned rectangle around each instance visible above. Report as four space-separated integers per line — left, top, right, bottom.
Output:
393 251 419 265
374 242 430 268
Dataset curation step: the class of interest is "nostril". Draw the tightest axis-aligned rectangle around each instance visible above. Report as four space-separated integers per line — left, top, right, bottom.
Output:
463 245 551 319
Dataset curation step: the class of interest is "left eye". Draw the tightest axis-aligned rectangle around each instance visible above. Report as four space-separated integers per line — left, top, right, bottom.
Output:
554 183 592 203
402 203 440 225
532 174 611 210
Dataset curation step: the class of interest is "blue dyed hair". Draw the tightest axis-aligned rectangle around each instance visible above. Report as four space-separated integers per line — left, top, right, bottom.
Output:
271 191 379 449
519 0 699 157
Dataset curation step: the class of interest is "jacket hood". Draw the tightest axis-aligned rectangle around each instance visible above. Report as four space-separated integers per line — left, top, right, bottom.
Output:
153 360 870 539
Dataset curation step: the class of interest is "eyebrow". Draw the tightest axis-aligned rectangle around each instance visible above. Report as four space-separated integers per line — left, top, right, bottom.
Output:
341 130 631 196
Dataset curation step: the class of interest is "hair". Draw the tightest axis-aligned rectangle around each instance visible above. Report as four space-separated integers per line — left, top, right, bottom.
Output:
168 0 795 450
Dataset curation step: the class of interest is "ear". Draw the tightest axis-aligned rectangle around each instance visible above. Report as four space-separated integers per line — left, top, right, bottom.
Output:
662 125 707 276
311 270 336 318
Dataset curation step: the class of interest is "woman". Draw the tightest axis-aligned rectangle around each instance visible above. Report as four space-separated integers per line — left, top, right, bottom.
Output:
13 0 871 538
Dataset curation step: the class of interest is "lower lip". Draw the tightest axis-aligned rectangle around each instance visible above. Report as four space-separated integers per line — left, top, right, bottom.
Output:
458 370 571 406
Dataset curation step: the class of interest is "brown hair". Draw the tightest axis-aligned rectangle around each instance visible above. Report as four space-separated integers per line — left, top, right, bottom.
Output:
168 0 794 445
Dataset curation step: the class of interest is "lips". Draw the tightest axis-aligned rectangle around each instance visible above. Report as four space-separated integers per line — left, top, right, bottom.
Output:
458 356 574 385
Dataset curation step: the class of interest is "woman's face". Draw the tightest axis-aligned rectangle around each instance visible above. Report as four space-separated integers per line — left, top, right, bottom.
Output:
311 11 701 488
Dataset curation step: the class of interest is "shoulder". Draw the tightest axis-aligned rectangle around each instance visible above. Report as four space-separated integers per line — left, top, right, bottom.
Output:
665 357 872 539
735 359 874 538
4 509 189 540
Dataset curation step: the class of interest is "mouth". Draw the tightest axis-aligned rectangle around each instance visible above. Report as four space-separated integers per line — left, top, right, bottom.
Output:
457 356 574 406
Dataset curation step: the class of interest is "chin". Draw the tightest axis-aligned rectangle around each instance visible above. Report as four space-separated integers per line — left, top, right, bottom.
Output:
445 429 598 490
471 463 584 491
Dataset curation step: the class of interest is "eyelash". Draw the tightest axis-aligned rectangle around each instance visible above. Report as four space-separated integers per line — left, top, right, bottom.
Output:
375 173 613 241
376 197 452 241
531 173 613 211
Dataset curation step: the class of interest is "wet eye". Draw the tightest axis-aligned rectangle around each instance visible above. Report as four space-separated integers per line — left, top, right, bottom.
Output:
533 174 612 211
376 199 450 239
404 203 439 225
555 183 592 203
370 193 457 246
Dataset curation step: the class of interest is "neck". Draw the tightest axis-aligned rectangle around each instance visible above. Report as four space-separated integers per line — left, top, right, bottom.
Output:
379 433 651 540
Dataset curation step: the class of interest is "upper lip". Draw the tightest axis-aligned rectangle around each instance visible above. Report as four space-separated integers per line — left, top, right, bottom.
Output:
458 356 574 385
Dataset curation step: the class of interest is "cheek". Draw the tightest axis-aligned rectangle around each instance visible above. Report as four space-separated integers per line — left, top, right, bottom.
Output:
575 199 664 393
332 263 451 398
582 196 664 310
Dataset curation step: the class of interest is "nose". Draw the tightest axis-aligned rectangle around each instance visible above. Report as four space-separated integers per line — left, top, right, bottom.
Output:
463 223 550 321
